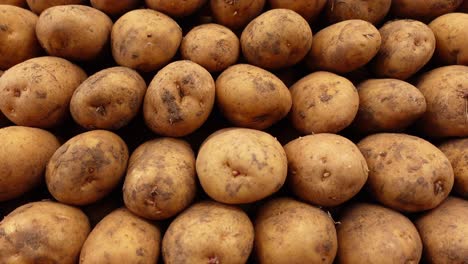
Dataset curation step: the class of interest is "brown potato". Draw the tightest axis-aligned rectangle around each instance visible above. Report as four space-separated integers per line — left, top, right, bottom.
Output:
162 201 254 264
210 0 265 30
290 71 359 134
337 203 422 264
241 8 313 70
0 0 26 7
269 0 326 21
70 66 147 130
358 133 454 212
325 0 392 25
90 0 141 16
439 139 468 198
146 0 206 17
391 0 463 22
0 56 87 128
26 0 86 14
0 201 90 264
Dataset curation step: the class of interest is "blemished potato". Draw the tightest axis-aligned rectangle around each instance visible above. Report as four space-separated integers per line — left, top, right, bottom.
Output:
0 0 26 7
241 8 313 70
429 13 468 65
284 134 368 207
353 78 427 134
337 203 422 264
416 65 468 137
26 0 86 14
196 128 287 204
325 0 391 25
162 201 254 264
90 0 140 16
372 19 435 80
112 9 182 72
306 19 381 73
358 133 454 212
143 60 215 137
215 64 292 130
0 56 87 128
70 66 147 130
391 0 463 22
439 139 468 198
210 0 265 30
290 71 359 134
0 201 90 264
0 126 60 202
269 0 326 21
46 130 129 206
0 5 41 70
79 208 161 264
255 198 338 264
123 138 196 220
146 0 206 17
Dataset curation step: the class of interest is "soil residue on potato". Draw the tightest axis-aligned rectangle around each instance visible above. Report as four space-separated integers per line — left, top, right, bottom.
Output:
161 89 183 124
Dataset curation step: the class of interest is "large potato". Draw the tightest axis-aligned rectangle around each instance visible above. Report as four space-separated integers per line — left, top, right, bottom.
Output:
146 0 206 17
391 0 463 22
0 0 26 7
26 0 86 14
210 0 265 30
325 0 392 25
90 0 140 16
269 0 326 21
439 139 468 198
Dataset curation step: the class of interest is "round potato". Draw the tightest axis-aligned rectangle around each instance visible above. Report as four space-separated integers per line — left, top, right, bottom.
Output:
0 201 90 264
146 0 206 17
26 0 86 14
123 138 196 220
325 0 391 25
439 139 468 198
0 0 26 7
90 0 140 16
70 66 147 130
215 64 291 130
358 133 454 212
337 203 422 264
391 0 463 22
46 130 129 206
162 201 254 264
80 208 161 264
269 0 326 21
241 8 313 70
0 56 87 128
210 0 265 30
290 71 359 134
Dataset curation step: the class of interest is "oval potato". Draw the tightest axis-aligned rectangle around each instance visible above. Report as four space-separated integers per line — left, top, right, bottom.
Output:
90 0 140 16
210 0 265 30
439 139 468 198
325 0 392 25
26 0 86 14
391 0 463 22
269 0 326 21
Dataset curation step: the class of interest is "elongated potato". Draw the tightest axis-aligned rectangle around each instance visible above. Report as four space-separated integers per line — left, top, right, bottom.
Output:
439 139 468 198
325 0 392 25
210 0 265 30
391 0 463 22
26 0 86 14
269 0 326 21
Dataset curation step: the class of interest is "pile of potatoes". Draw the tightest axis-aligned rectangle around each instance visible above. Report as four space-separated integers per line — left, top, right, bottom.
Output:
0 0 468 263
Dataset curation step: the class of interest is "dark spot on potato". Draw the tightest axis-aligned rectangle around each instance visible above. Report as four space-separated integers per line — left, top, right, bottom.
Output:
434 180 444 195
208 256 220 264
251 153 267 169
320 93 332 102
0 24 8 31
35 90 47 99
132 53 139 59
136 247 145 256
161 89 183 124
226 183 242 197
252 114 270 123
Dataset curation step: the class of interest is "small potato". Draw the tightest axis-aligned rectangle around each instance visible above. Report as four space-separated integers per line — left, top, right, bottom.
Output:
146 0 206 17
0 201 90 264
269 0 326 21
0 56 87 128
210 0 265 30
162 201 254 264
325 0 391 25
0 0 26 7
26 0 86 14
358 133 454 212
70 67 147 130
241 8 313 70
80 208 161 264
143 60 215 137
439 139 468 198
46 130 129 206
290 71 359 134
112 9 182 72
90 0 141 16
391 0 463 22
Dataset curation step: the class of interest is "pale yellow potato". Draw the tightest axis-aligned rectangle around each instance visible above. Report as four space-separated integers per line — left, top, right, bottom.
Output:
146 0 206 17
269 0 326 21
325 0 392 25
26 0 86 14
90 0 140 16
210 0 265 30
439 139 468 198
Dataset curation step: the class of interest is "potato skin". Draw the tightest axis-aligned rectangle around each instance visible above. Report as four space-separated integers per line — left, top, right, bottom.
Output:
439 139 468 198
391 0 463 22
90 0 140 16
26 0 86 14
215 64 291 130
0 201 90 264
210 0 265 30
337 203 422 264
269 0 326 21
79 208 161 264
162 201 254 264
325 0 391 25
0 0 26 7
146 0 206 17
358 133 454 212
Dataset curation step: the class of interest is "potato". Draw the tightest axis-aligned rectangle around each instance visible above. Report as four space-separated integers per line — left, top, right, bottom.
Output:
0 201 90 264
358 133 454 212
325 0 391 25
90 0 140 16
123 138 196 220
70 67 147 130
0 0 26 7
241 8 313 70
372 19 435 80
215 64 291 130
439 139 468 198
255 198 338 264
210 0 265 30
26 0 86 14
290 71 359 134
143 60 215 137
353 78 427 134
306 19 381 73
46 130 129 206
146 0 206 17
416 65 468 137
0 5 41 70
337 203 422 264
79 208 161 264
391 0 463 22
112 9 182 72
269 0 326 21
162 201 254 264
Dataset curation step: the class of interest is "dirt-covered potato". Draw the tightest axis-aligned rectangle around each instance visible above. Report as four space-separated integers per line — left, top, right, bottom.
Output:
0 5 41 70
439 139 468 198
353 78 427 134
143 60 215 137
196 128 287 204
255 198 338 264
215 64 291 130
162 201 254 264
112 9 182 72
0 201 90 264
0 56 87 128
337 203 422 264
146 0 206 17
241 8 313 70
0 0 26 7
269 0 326 21
391 0 463 22
325 0 392 25
290 71 359 134
70 67 147 130
46 130 129 206
26 0 86 14
358 133 454 212
90 0 140 16
80 208 161 264
306 19 381 73
416 65 468 137
210 0 265 30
